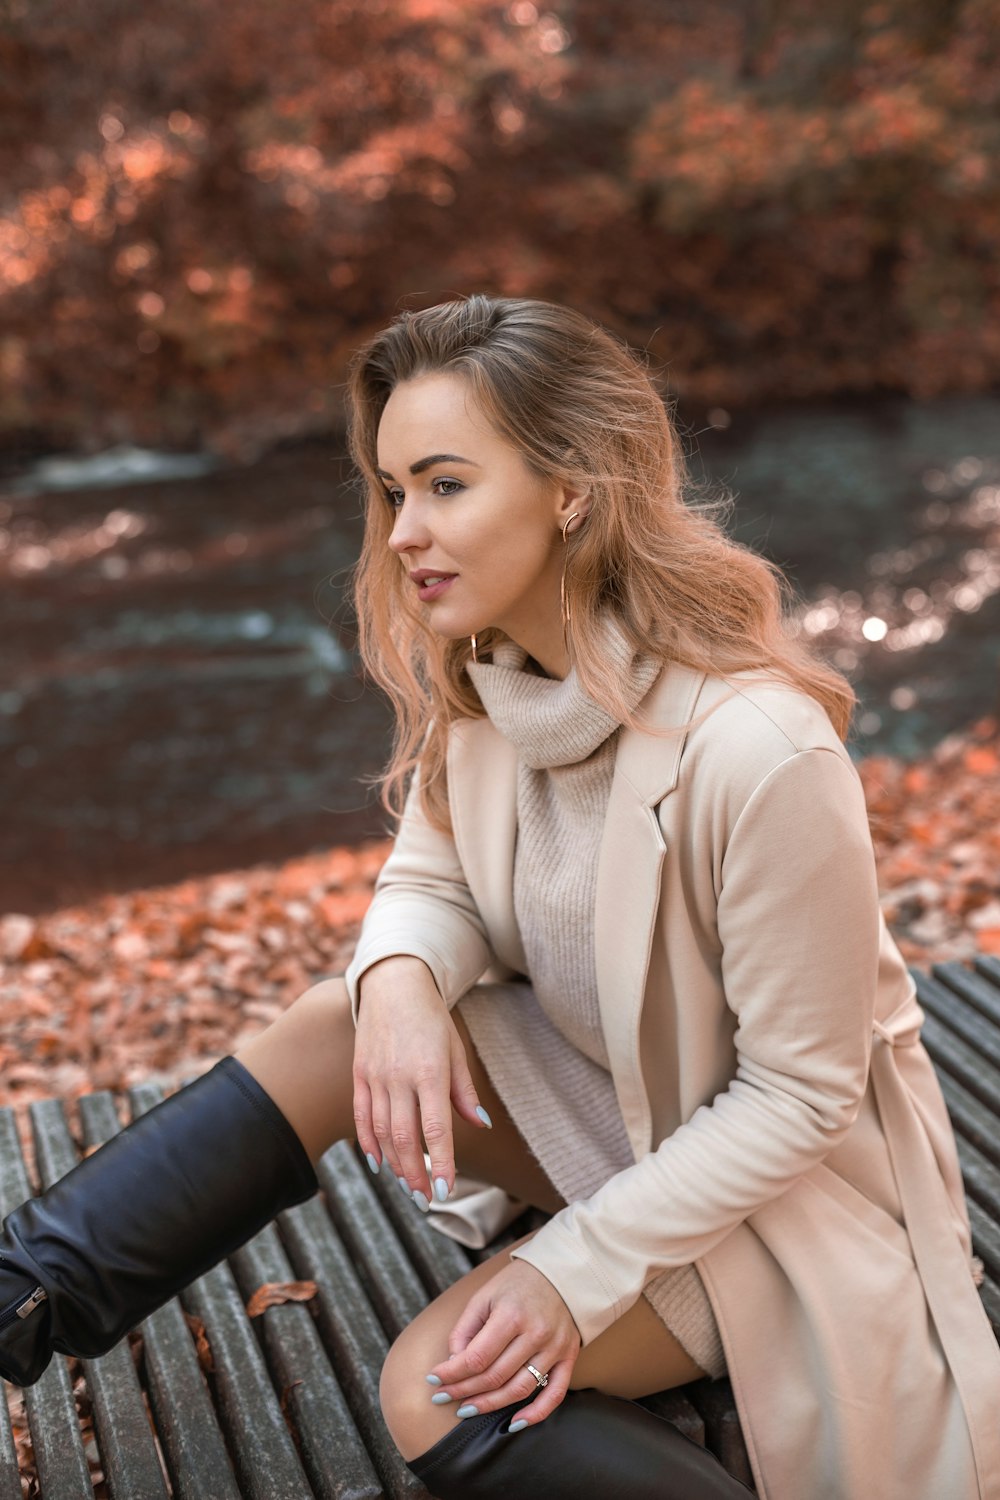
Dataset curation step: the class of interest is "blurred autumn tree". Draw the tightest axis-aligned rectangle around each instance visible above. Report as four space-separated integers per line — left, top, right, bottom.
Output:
1 0 998 461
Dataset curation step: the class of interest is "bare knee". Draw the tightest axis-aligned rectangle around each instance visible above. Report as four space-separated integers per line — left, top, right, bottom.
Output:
289 974 353 1026
288 975 357 1079
380 1315 457 1463
247 974 354 1053
235 975 358 1160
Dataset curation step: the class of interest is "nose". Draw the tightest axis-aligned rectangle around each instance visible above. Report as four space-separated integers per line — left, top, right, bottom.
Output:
387 495 430 556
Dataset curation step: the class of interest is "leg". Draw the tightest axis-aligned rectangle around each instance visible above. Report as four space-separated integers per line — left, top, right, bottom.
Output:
0 1048 317 1386
380 1231 705 1462
448 1006 566 1215
380 1235 748 1499
0 979 361 1387
234 981 565 1213
233 975 359 1164
0 973 561 1387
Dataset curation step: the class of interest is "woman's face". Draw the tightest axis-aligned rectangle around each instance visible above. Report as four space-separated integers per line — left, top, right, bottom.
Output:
376 371 585 675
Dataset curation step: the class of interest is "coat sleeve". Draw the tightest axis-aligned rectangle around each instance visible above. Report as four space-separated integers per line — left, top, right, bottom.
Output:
510 745 882 1344
343 763 493 1023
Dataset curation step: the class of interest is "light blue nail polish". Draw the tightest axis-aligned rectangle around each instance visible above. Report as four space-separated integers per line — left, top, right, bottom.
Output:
475 1105 493 1128
412 1190 430 1213
509 1419 528 1433
433 1176 449 1202
430 1391 453 1404
425 1373 443 1386
456 1404 479 1420
365 1152 380 1175
397 1176 412 1197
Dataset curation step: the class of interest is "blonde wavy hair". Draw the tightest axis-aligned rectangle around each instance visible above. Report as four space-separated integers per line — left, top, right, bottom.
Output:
346 294 856 831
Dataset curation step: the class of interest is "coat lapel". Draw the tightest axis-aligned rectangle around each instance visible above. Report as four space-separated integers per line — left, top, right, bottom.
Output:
594 660 708 1152
448 658 709 1153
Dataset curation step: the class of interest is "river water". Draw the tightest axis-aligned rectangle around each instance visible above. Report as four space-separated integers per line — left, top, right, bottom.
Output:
2 392 998 914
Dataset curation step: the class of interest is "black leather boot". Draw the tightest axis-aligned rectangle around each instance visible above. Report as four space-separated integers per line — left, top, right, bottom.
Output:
0 1055 318 1387
407 1386 756 1498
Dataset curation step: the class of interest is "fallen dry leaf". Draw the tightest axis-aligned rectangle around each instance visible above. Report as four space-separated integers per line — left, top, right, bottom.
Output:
245 1279 318 1316
184 1310 215 1375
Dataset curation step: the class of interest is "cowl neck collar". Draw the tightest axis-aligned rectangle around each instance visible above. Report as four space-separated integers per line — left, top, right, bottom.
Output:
466 616 661 770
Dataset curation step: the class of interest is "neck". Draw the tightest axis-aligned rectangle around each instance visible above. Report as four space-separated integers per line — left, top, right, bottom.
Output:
498 596 569 680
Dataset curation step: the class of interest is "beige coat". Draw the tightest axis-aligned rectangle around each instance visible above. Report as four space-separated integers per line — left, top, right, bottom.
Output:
345 661 1000 1499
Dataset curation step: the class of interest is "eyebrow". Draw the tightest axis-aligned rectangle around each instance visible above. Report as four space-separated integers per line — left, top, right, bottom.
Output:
375 453 482 480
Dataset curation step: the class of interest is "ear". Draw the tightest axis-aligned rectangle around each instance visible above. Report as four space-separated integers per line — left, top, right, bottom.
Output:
555 482 591 536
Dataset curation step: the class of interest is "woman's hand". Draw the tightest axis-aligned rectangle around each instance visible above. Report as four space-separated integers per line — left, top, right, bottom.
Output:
425 1260 582 1429
353 955 490 1204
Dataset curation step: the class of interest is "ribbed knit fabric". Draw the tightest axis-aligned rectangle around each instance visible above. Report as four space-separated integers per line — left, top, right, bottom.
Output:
459 619 726 1380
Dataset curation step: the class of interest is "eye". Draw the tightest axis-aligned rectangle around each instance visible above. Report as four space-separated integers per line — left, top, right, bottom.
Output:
382 477 465 508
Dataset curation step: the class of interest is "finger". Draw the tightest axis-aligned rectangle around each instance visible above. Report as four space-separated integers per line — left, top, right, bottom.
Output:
416 1075 456 1203
351 1076 381 1175
368 1082 404 1182
388 1091 431 1206
432 1301 518 1387
430 1332 541 1406
501 1356 575 1430
449 1031 492 1130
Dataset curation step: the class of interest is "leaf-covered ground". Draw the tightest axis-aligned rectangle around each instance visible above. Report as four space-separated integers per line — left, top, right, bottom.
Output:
858 714 1000 960
2 713 997 1129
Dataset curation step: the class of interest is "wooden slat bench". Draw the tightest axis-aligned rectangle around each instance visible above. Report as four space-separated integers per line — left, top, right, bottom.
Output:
4 954 1000 1497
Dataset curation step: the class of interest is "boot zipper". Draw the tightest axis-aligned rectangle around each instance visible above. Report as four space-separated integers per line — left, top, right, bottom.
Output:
0 1286 47 1330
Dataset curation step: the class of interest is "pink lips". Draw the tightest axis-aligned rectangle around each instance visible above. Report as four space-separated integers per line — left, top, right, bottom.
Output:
414 574 456 602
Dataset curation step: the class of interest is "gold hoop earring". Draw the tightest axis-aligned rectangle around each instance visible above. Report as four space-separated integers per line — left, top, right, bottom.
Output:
470 633 479 663
560 512 580 632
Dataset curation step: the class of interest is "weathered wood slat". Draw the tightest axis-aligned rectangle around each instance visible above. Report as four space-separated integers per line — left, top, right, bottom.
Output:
16 1352 91 1499
935 1068 1000 1185
915 971 1000 1070
975 955 1000 989
931 960 1000 1028
965 1196 1000 1292
0 1386 19 1500
366 1159 474 1300
975 1270 1000 1337
686 1377 756 1489
921 1011 1000 1118
180 1263 314 1500
77 1088 243 1500
228 1216 383 1500
952 1137 1000 1262
637 1386 706 1445
0 1107 94 1499
29 1097 171 1500
0 1113 33 1500
130 1081 315 1500
319 1142 433 1338
279 1192 427 1499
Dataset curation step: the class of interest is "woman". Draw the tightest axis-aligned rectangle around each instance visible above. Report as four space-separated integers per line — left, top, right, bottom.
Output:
2 296 998 1499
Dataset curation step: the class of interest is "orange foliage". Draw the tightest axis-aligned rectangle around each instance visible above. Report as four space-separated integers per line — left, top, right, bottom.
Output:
859 713 1000 960
0 839 391 1117
1 0 999 457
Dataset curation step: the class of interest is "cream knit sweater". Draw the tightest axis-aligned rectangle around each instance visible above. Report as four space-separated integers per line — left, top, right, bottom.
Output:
459 621 726 1379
